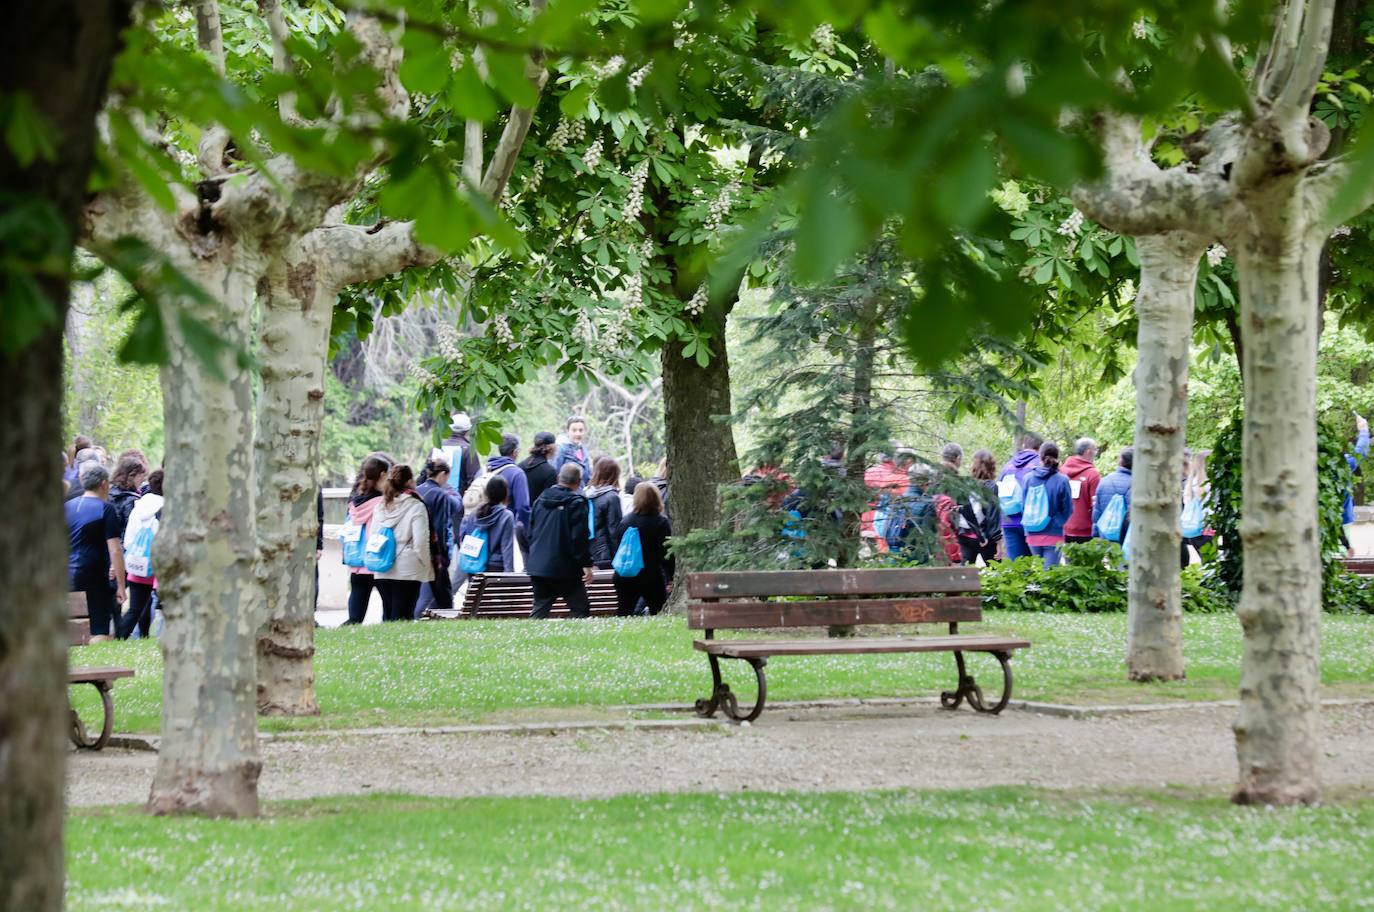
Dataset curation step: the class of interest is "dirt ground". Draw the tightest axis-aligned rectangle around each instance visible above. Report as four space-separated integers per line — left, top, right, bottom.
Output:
68 702 1374 807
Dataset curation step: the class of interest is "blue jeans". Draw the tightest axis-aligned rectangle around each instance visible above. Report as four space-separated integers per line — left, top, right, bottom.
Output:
1003 526 1030 560
1029 544 1062 569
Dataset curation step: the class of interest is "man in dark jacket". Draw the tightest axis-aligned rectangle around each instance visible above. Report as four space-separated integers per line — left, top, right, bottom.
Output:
440 411 483 497
520 431 559 505
526 463 595 618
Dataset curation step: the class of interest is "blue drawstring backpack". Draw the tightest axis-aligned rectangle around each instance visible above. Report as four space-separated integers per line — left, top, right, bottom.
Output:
340 518 367 568
1097 494 1127 542
1121 523 1134 563
781 509 807 540
997 474 1025 514
458 528 489 574
1180 498 1206 539
1021 482 1051 532
363 525 397 573
612 526 645 577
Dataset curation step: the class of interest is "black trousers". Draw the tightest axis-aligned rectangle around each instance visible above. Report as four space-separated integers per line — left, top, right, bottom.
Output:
614 570 667 616
75 581 119 637
1064 534 1094 544
529 575 591 619
347 574 375 624
958 538 999 565
1180 534 1215 569
116 581 155 639
415 559 454 617
377 579 421 622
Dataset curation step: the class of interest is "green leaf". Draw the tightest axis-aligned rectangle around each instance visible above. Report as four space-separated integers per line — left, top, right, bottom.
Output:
398 29 450 96
793 176 861 284
487 51 539 108
559 83 594 118
448 58 499 122
2 92 57 167
933 142 994 227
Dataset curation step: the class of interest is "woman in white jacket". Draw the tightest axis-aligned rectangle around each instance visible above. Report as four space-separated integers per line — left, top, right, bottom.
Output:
368 464 434 621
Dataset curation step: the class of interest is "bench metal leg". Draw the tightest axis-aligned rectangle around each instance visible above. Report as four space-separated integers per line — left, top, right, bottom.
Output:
69 681 115 750
940 651 1013 715
694 655 768 723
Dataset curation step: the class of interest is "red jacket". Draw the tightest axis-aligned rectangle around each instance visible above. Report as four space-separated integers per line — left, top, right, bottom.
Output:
862 461 909 535
1061 455 1101 538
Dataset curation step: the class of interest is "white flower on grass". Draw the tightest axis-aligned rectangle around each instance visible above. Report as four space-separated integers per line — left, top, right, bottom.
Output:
623 159 650 221
490 315 515 348
1056 209 1085 238
1206 244 1228 267
582 137 604 171
685 283 709 317
628 63 652 90
1332 225 1353 238
1132 19 1148 39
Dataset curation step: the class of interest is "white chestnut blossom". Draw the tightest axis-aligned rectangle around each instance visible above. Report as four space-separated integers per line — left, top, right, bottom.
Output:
1056 209 1085 238
685 282 709 317
1132 19 1148 39
523 159 545 195
582 137 604 171
623 159 649 221
490 314 515 348
811 23 836 54
1206 244 1228 267
628 63 652 90
407 362 439 388
574 309 596 345
705 178 741 232
1332 225 1353 238
437 325 462 361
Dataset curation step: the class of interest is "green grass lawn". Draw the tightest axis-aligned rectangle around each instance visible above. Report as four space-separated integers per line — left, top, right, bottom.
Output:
66 789 1374 910
70 612 1374 733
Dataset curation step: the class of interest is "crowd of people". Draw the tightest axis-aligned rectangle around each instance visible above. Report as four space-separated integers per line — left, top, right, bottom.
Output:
848 432 1215 571
341 412 674 622
62 440 162 640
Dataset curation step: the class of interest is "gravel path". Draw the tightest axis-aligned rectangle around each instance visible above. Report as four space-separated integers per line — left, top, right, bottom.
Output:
68 703 1374 807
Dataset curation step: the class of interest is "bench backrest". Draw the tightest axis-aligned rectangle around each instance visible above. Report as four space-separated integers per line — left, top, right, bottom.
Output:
686 567 982 631
460 571 617 617
69 592 91 646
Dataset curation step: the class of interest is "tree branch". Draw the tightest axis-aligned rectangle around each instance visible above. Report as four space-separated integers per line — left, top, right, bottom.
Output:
1072 111 1233 239
194 0 226 76
479 0 550 202
258 0 302 127
312 221 441 289
1303 158 1374 228
1276 0 1337 114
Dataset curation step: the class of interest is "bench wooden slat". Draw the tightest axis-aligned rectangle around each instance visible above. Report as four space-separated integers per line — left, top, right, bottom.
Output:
694 634 1029 658
688 597 982 630
68 592 90 618
68 666 136 683
459 570 620 618
687 567 981 599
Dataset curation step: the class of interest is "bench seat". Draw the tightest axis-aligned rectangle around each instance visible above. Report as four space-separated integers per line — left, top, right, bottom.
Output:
686 567 1030 722
695 634 1032 659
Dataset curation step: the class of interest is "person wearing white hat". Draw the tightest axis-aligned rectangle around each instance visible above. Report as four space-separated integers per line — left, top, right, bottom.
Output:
439 412 482 498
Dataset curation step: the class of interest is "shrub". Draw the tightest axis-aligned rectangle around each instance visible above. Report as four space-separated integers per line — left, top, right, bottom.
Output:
981 540 1229 614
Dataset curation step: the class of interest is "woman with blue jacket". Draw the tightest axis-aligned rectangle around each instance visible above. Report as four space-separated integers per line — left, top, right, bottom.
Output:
1022 441 1074 568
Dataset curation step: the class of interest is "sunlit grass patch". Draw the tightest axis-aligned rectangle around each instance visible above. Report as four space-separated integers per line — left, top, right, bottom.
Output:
68 612 1374 733
67 788 1374 911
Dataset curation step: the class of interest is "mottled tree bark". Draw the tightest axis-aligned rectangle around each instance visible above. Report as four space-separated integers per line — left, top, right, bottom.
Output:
255 222 436 714
147 245 269 817
1126 232 1206 681
1231 182 1325 805
0 2 130 907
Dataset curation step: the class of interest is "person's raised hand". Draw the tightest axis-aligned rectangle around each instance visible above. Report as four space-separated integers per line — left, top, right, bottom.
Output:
583 566 595 586
1357 412 1368 433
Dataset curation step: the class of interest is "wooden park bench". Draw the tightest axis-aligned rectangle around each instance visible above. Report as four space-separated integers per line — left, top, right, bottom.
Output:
67 592 136 750
686 567 1030 723
1339 556 1374 577
458 570 619 618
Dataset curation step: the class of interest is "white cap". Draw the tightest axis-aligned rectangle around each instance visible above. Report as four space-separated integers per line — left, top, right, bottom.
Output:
450 412 473 432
